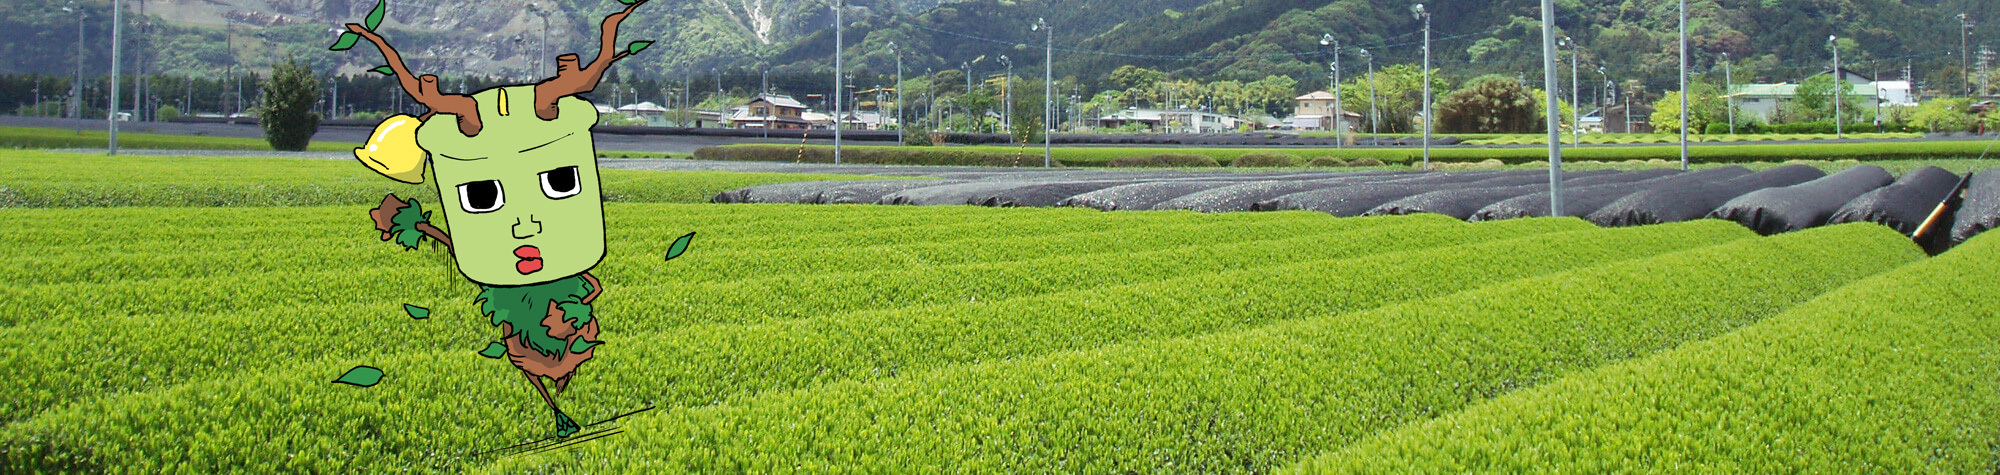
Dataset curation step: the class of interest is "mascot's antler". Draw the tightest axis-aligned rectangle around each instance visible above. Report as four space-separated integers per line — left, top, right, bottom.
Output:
340 0 651 136
344 24 485 136
533 0 651 121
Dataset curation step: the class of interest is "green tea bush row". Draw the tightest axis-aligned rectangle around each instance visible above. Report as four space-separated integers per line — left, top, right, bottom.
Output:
3 207 1331 322
0 126 358 152
0 217 1604 472
501 224 1913 473
0 151 885 208
0 215 1427 423
1291 233 2000 473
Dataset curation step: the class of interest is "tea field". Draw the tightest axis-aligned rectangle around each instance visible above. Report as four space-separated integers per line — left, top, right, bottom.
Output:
2 151 1996 473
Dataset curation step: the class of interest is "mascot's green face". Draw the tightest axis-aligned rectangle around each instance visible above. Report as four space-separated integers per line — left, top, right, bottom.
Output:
418 85 605 287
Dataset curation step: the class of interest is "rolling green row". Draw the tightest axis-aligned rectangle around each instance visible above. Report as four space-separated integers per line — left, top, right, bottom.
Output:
1290 234 2000 473
0 126 358 152
0 203 1187 286
0 217 1607 472
0 151 893 208
496 224 1919 473
0 214 1421 424
1 208 1345 322
705 140 1996 167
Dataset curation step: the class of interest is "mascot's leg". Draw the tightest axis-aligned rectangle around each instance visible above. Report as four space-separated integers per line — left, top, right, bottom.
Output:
522 370 580 437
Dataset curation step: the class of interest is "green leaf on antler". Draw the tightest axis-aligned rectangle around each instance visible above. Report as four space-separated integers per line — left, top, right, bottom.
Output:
370 65 395 76
616 0 637 4
364 0 388 30
627 41 653 55
329 32 360 51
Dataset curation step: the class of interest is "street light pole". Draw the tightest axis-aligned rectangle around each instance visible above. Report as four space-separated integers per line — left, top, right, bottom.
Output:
1963 14 1975 96
890 42 904 146
328 77 339 120
1677 0 1688 171
1540 0 1564 215
110 0 122 155
1830 35 1843 139
1359 48 1379 145
1414 4 1432 169
833 0 844 164
65 1 84 124
1560 36 1576 144
999 55 1012 138
1322 34 1343 149
1036 17 1052 167
1723 51 1734 135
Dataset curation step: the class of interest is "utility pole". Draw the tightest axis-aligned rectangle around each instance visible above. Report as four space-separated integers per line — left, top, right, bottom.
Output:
1677 0 1688 170
1963 14 1976 96
1322 34 1343 149
66 1 84 124
1036 17 1052 167
833 0 844 164
1414 4 1433 169
1982 47 1996 96
1831 35 1843 139
110 0 122 155
1723 51 1734 135
1540 0 1564 215
328 77 339 119
1359 48 1379 145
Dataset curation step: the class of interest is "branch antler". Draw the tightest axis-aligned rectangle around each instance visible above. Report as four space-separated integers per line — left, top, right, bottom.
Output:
346 24 485 136
533 0 651 121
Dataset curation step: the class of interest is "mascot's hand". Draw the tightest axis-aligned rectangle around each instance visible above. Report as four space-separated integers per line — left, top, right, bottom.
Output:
354 114 427 184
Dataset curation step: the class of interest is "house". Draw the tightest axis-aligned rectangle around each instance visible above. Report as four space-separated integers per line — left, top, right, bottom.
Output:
731 94 814 130
1292 91 1364 132
1090 108 1243 133
1727 68 1917 123
1579 108 1605 133
1602 103 1655 133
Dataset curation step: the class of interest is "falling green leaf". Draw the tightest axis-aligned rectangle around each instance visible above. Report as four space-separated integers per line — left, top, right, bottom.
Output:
333 366 385 387
370 65 395 76
664 232 695 262
627 41 653 55
329 32 360 51
404 303 430 320
363 0 387 30
568 339 601 354
478 342 508 359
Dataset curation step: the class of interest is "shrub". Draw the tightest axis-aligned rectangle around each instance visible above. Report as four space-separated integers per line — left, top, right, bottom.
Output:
1106 154 1220 167
1306 157 1348 167
902 128 935 146
694 145 1054 167
252 57 322 151
1232 153 1296 167
1348 157 1385 167
154 105 183 122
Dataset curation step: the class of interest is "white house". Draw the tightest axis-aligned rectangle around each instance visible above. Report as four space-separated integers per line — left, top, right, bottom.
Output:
1728 68 1916 123
1091 108 1244 133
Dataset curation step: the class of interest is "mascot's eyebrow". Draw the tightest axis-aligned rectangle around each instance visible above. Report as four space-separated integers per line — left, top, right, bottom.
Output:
521 133 575 154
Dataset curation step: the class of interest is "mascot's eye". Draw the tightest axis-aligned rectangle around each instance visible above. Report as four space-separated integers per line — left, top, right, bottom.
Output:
456 180 505 213
540 166 581 199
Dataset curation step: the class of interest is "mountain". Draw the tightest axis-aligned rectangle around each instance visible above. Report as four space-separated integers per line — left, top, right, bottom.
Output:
3 0 1997 97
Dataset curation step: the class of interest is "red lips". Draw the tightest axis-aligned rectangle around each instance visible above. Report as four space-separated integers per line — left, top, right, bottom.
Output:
515 245 543 275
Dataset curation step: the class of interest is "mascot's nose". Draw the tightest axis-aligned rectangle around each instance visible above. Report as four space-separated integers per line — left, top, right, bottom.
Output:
513 215 543 239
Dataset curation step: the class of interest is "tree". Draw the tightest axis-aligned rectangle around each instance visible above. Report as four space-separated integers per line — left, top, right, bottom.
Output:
1648 80 1725 134
1909 97 1975 133
1435 75 1543 134
254 57 321 151
1336 64 1446 134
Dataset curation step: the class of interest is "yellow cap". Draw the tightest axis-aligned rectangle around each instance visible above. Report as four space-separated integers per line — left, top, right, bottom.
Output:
354 115 428 184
